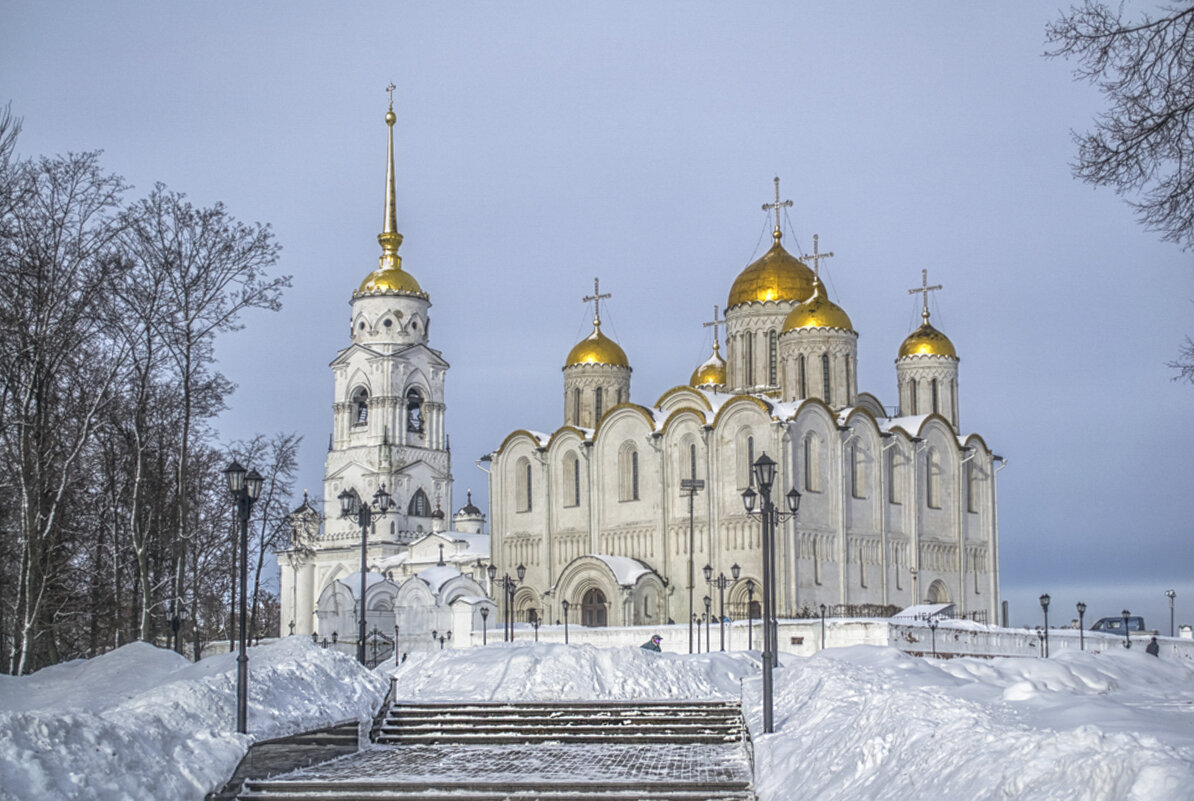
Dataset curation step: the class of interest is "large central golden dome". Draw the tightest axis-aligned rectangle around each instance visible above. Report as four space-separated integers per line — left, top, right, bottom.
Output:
565 323 630 368
728 232 817 308
898 310 957 358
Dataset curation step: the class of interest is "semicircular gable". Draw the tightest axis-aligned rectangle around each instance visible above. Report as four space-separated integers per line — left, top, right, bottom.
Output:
496 429 546 456
545 426 589 452
788 397 837 429
841 405 882 434
961 433 992 455
593 403 656 438
854 392 886 418
395 576 436 605
711 395 773 429
915 413 964 448
660 407 708 436
655 385 713 413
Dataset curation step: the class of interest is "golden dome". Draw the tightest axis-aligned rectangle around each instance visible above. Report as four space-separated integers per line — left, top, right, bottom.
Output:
690 342 726 387
566 322 630 368
727 232 817 308
898 310 956 358
357 264 424 296
782 280 854 333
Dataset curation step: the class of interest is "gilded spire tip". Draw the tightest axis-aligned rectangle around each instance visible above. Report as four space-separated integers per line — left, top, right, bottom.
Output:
378 86 402 266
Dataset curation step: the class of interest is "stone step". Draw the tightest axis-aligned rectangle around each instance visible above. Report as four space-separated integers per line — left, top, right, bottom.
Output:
376 724 742 737
239 778 753 801
375 733 741 745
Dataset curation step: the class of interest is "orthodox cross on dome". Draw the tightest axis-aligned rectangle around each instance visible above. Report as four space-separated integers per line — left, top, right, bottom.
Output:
908 268 943 321
386 82 396 110
583 277 611 326
802 234 835 281
761 176 793 238
702 305 725 349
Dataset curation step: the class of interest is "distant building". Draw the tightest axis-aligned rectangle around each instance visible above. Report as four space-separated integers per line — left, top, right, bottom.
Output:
277 100 492 649
487 184 1002 632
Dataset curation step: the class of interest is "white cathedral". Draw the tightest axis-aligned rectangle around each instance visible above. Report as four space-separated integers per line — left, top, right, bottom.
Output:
487 184 1003 632
277 99 493 654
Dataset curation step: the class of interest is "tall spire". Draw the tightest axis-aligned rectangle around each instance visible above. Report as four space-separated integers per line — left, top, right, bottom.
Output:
378 83 403 270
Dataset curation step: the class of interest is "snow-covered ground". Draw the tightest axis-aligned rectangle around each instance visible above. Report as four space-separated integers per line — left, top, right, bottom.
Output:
1 638 1191 800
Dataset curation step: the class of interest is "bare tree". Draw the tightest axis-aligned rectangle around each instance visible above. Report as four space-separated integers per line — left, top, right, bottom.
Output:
1046 2 1194 250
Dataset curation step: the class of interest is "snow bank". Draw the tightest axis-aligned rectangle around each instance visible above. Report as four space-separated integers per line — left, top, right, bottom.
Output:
386 641 757 701
0 638 386 801
750 646 1194 801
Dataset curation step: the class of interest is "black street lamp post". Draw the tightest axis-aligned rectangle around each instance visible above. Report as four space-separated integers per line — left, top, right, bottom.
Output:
395 625 401 666
1122 609 1131 649
1076 602 1086 651
705 564 732 652
820 603 826 650
338 485 393 664
703 596 712 652
929 617 938 658
681 478 705 654
487 563 526 641
480 606 489 645
224 461 264 735
745 580 755 650
561 599 570 644
1039 593 1051 658
431 629 451 650
1166 590 1176 638
742 452 800 734
532 614 541 642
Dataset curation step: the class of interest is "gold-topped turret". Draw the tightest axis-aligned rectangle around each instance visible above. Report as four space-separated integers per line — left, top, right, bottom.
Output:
356 85 426 298
727 178 817 307
565 278 630 368
899 269 955 358
691 305 727 387
782 279 854 333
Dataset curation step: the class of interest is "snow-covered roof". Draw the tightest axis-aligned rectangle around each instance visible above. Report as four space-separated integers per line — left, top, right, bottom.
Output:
593 554 652 586
338 571 390 600
416 564 462 593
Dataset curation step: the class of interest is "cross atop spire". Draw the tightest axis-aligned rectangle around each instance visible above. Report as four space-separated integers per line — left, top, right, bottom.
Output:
908 268 943 322
583 277 611 327
761 176 794 241
702 305 725 350
802 234 835 281
386 82 396 111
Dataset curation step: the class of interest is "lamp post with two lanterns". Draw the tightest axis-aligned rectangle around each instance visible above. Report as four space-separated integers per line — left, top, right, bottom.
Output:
704 563 739 652
338 485 393 664
487 563 526 641
1122 609 1132 649
1076 601 1087 651
1039 593 1050 658
741 452 800 734
1166 590 1176 638
224 461 264 734
561 599 570 644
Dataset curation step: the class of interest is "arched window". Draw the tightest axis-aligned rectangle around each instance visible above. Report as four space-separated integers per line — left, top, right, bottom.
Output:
515 457 532 513
406 388 424 433
845 355 852 405
910 380 919 415
595 387 603 422
798 354 806 398
926 447 942 509
573 388 581 422
887 448 902 505
619 445 639 501
745 334 754 386
689 442 697 481
851 445 868 499
931 379 939 415
352 388 369 425
804 434 822 492
768 330 778 385
736 432 755 489
408 488 431 517
821 353 831 400
966 461 978 513
565 453 581 507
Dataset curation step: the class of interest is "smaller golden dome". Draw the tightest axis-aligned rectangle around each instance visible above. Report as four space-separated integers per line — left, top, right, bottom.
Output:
727 232 818 308
898 310 956 358
566 322 629 368
782 280 854 333
690 342 726 387
357 265 424 296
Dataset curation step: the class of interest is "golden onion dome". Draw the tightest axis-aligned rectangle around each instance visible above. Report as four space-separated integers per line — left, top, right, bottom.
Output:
357 264 424 296
565 322 630 368
727 232 817 308
690 341 727 387
782 280 854 333
898 310 957 358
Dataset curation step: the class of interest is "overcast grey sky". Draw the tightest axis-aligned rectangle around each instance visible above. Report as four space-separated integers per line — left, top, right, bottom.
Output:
4 2 1190 630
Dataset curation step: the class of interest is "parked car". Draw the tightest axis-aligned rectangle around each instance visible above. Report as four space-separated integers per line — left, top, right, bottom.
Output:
1089 616 1146 633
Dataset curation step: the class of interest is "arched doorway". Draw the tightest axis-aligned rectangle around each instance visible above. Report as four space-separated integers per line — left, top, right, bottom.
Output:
926 579 951 604
581 587 607 627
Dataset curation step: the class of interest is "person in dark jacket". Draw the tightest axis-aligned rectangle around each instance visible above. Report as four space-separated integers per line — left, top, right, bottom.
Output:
641 634 662 652
1146 636 1160 657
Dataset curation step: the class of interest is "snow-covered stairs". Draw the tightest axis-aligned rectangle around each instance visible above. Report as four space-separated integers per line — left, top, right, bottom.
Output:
237 699 755 800
373 699 746 745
